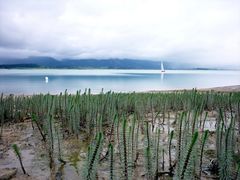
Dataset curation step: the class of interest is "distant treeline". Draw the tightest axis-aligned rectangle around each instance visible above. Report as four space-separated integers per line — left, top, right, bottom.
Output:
0 64 40 69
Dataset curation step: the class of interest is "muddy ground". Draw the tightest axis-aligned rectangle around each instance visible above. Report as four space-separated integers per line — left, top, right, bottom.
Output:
0 111 235 180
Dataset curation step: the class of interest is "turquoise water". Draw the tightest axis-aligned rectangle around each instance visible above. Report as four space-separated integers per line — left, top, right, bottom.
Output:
0 69 239 94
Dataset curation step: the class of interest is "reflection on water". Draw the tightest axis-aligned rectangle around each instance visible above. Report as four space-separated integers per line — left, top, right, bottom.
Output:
161 72 164 81
0 69 239 94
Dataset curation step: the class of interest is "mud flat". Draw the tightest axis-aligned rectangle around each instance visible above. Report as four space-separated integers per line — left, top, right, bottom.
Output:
0 90 240 179
201 85 240 92
0 112 226 180
149 85 240 93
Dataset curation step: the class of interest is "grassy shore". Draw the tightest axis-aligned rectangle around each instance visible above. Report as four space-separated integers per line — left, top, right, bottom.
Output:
0 88 240 179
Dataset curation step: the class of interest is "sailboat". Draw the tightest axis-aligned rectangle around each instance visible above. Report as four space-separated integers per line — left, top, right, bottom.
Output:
45 76 49 83
161 61 165 72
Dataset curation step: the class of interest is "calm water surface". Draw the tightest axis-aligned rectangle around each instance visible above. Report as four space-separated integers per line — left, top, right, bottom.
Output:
0 69 239 94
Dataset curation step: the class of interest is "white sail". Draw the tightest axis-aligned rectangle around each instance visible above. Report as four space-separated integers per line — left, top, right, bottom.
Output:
45 76 49 83
161 61 165 72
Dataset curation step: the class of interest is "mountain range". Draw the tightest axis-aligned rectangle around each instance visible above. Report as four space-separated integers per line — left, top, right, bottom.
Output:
0 56 214 70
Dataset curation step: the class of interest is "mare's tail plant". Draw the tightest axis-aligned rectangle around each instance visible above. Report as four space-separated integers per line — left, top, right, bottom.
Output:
216 107 236 179
199 130 209 178
154 129 160 180
144 122 153 180
109 143 115 180
56 125 66 164
31 113 46 142
219 116 235 179
169 130 174 176
84 132 103 180
180 131 198 180
12 144 27 175
176 112 185 176
122 118 129 180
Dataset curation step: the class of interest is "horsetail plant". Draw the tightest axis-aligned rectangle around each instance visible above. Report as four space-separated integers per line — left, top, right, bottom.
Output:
180 131 199 179
12 144 27 175
31 113 46 142
85 132 103 180
168 130 174 176
154 128 161 180
109 143 115 180
144 122 153 180
122 117 129 180
199 130 209 178
0 89 240 179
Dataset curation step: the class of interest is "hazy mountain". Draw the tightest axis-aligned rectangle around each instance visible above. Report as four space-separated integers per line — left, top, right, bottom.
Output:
0 56 59 66
0 56 218 69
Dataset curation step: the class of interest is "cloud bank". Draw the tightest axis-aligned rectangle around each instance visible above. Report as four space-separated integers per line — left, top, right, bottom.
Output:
0 0 239 67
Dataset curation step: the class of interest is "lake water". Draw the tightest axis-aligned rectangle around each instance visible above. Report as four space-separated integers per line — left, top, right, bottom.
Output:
0 69 239 94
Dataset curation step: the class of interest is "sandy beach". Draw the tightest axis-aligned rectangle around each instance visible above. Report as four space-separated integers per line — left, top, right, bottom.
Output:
148 85 240 93
201 85 240 92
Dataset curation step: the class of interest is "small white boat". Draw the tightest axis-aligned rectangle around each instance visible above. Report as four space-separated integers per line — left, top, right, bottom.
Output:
161 61 165 72
45 76 49 83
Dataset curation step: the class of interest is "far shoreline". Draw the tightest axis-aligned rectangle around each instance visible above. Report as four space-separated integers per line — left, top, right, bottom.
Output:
0 67 240 71
1 85 240 97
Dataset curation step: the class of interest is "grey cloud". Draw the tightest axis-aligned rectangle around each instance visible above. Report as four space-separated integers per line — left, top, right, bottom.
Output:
0 0 239 67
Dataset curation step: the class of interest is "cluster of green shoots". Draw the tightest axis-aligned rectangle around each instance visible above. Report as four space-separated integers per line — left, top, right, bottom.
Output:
0 89 240 179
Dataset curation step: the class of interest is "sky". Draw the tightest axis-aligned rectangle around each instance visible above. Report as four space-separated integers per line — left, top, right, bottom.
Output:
0 0 239 68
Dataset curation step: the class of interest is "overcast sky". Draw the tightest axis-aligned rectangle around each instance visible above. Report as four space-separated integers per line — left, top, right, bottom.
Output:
0 0 239 67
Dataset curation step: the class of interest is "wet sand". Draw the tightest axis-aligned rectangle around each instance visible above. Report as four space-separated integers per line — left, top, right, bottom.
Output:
200 85 240 92
148 85 240 93
0 111 223 180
